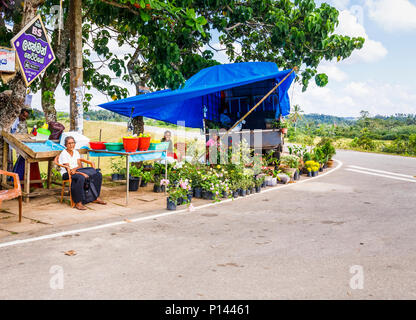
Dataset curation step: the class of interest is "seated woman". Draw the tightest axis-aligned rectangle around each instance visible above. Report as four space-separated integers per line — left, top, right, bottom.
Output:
161 130 179 160
58 136 106 210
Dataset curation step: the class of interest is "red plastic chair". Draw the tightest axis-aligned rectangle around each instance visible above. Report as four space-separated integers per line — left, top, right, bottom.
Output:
0 170 23 222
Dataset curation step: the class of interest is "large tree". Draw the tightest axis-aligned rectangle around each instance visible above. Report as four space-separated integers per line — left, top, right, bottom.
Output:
1 0 364 167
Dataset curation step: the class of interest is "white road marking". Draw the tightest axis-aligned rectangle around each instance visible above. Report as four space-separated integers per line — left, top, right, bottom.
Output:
347 165 416 179
0 159 343 249
345 168 416 183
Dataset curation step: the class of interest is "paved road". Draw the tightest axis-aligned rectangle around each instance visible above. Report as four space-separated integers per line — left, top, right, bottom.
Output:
0 150 415 299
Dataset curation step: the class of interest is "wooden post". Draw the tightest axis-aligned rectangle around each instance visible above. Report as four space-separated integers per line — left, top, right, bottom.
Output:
2 141 8 185
24 160 30 203
47 160 52 189
227 67 298 134
98 129 102 169
69 0 84 133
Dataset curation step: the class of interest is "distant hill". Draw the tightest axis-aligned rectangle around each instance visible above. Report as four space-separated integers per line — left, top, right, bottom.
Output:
299 113 356 125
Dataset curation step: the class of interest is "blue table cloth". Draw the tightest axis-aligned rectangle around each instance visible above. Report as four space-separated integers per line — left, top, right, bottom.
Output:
86 148 166 163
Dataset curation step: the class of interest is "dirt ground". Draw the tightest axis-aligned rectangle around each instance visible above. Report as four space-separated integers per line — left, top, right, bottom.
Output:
0 180 207 239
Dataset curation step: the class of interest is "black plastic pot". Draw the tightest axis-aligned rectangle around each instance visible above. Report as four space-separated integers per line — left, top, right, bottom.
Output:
111 173 120 181
140 180 148 187
319 167 323 172
187 193 192 203
240 189 247 197
167 198 176 210
194 187 202 198
294 171 299 180
233 191 239 198
251 187 256 194
222 191 228 198
129 177 140 191
255 186 261 193
307 171 312 177
261 181 266 188
153 184 161 193
202 190 214 200
177 197 184 205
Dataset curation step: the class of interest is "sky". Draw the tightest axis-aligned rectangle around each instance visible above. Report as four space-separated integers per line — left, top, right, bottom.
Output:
28 0 416 118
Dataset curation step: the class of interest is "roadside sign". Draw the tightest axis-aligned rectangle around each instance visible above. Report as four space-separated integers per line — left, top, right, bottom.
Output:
11 15 56 86
0 47 16 73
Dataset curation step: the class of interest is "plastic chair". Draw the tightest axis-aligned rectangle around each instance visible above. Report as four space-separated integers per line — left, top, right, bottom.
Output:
54 155 95 208
0 170 23 222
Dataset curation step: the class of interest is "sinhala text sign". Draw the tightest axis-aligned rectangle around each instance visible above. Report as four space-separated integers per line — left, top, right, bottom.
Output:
11 15 55 86
0 47 16 73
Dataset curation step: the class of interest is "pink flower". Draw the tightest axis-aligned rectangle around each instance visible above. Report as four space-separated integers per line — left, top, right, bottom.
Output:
160 179 170 186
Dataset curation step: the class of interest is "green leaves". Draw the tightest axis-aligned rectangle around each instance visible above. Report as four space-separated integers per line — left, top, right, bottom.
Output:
315 73 328 87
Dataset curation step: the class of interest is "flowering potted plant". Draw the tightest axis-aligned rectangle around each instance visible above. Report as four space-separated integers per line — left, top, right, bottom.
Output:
305 161 320 177
166 179 190 210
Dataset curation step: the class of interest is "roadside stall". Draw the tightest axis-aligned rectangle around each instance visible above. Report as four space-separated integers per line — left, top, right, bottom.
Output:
1 131 86 202
98 62 296 158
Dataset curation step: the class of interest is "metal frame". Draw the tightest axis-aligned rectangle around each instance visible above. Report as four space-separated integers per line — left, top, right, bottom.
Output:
87 149 168 206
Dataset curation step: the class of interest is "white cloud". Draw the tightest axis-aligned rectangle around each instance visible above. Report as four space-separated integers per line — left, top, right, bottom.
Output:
325 0 351 10
293 80 416 117
365 0 416 31
335 10 388 63
318 63 348 82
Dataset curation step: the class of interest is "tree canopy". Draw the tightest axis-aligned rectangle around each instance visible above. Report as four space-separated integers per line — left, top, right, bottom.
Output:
1 0 364 121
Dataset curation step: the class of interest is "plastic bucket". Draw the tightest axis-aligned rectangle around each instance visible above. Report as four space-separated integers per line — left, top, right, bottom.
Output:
138 137 151 151
123 138 139 153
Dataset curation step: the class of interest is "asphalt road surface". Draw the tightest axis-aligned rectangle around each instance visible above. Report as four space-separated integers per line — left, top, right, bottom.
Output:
1 150 415 299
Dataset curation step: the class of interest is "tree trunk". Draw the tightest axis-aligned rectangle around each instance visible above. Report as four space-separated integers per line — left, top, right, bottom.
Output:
69 0 83 133
132 116 144 135
0 0 45 170
127 47 147 135
40 12 71 123
41 95 58 122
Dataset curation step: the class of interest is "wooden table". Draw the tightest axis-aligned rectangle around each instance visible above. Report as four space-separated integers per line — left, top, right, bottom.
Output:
1 131 86 203
88 148 168 206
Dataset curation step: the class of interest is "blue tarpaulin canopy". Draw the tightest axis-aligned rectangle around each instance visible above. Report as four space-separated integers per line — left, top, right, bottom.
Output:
99 62 296 128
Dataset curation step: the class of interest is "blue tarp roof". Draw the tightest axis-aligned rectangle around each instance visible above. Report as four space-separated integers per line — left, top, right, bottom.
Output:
99 62 296 128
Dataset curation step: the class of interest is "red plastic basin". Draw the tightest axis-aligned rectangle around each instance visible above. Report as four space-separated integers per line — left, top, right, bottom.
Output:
90 141 107 150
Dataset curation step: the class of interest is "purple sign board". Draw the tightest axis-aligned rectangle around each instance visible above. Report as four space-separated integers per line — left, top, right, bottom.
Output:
11 15 55 87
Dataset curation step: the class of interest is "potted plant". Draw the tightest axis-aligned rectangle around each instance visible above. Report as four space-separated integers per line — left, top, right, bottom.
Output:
255 175 265 193
230 181 239 198
153 176 165 193
110 158 126 181
279 119 288 134
129 165 141 191
166 179 190 210
305 160 320 177
318 138 336 168
140 170 152 187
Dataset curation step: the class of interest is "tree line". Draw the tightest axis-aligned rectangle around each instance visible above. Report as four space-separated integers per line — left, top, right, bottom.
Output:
288 111 416 156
